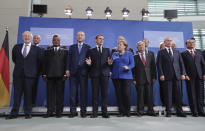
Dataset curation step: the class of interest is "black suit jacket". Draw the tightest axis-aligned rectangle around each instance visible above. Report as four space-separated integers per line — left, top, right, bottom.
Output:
133 52 156 84
12 43 41 78
157 48 186 80
181 50 205 79
67 43 90 76
87 47 111 77
43 47 68 77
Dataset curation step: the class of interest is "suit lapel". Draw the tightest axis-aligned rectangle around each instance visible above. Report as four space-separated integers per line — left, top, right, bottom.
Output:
137 53 145 67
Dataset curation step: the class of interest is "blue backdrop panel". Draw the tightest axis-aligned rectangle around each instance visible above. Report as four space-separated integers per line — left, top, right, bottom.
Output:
10 16 193 107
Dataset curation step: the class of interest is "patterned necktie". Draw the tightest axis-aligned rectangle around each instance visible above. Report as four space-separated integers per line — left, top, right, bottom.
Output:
141 53 146 66
23 44 28 58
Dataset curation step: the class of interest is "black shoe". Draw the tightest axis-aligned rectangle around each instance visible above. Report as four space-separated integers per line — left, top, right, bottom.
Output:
102 113 109 118
69 112 78 118
117 113 124 117
90 113 98 118
176 112 186 117
6 114 18 120
25 114 32 119
80 113 87 118
192 113 199 117
43 113 53 118
136 112 142 117
147 112 158 117
56 113 62 118
166 113 171 117
198 113 205 117
126 113 131 117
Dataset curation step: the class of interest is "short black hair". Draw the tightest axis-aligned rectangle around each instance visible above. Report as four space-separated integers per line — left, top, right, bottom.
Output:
185 37 195 44
95 34 104 39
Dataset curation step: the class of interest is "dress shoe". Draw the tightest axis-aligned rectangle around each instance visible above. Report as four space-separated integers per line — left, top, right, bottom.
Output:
176 112 186 117
25 114 32 119
126 113 131 117
117 113 124 117
43 113 53 118
80 113 87 118
56 113 62 118
198 113 205 117
147 111 158 117
90 113 98 118
102 113 110 118
136 112 142 117
192 113 199 117
69 112 78 118
166 113 171 117
6 114 18 120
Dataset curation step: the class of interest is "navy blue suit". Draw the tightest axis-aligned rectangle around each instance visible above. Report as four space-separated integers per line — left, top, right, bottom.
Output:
157 48 186 114
86 47 111 114
11 43 41 115
67 43 90 114
181 50 205 114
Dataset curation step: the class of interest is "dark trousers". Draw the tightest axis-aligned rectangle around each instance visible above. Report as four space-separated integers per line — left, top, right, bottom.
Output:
186 77 204 114
11 76 35 115
69 73 88 113
112 79 131 115
91 76 109 114
47 77 65 114
136 82 154 113
163 79 183 114
32 76 39 106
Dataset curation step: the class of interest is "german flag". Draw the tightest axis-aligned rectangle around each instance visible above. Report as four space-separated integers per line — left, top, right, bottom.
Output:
0 30 10 107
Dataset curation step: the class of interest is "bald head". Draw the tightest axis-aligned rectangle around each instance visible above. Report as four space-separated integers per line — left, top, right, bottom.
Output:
164 37 173 48
33 35 41 45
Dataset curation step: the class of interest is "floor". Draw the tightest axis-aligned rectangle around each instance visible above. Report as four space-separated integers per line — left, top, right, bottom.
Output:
0 114 205 131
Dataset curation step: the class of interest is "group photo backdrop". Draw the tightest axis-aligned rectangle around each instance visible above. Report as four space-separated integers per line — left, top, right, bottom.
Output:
10 16 194 107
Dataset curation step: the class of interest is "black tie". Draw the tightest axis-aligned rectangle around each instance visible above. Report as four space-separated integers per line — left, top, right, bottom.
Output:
168 48 172 57
98 47 102 54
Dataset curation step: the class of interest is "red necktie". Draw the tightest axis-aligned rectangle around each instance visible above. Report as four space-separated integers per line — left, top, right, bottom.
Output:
191 51 195 58
141 53 146 66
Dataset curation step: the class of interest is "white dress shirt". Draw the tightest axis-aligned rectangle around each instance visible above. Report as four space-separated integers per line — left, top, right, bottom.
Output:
21 42 31 56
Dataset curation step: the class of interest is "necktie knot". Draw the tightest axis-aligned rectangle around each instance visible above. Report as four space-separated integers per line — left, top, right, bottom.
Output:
191 50 195 58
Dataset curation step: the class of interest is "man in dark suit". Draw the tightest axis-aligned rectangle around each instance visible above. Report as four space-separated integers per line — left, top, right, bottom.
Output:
66 31 90 118
133 41 157 116
181 38 205 117
157 37 186 117
32 34 43 107
85 34 112 118
42 35 68 118
6 31 41 119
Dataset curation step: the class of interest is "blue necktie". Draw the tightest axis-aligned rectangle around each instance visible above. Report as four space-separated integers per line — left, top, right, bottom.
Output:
78 44 82 53
23 45 28 58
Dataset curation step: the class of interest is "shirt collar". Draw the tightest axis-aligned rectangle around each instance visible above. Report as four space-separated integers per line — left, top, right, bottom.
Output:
24 42 31 46
78 42 83 46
